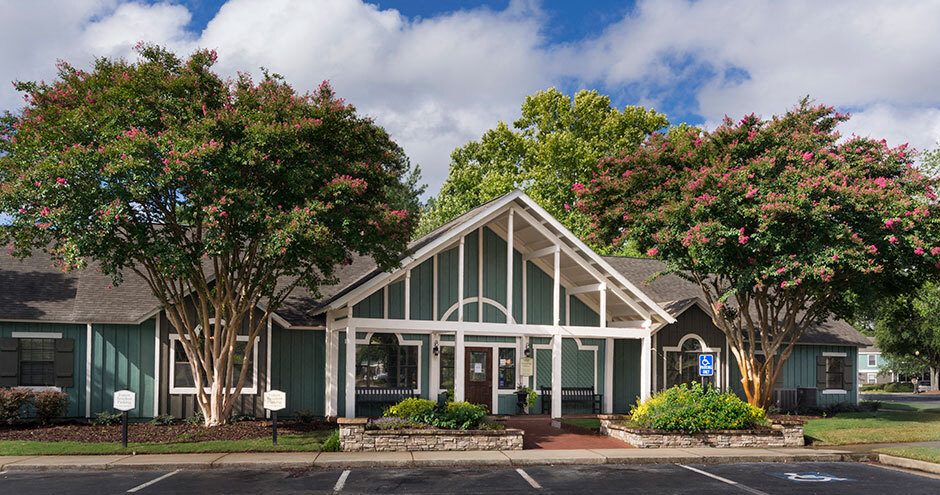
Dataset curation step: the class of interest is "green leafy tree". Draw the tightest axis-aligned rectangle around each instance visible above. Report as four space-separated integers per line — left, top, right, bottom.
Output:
0 45 421 425
418 88 668 252
577 99 940 407
875 281 940 390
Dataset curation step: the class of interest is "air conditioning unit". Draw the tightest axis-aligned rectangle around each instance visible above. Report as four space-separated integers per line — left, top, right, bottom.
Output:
773 388 797 411
797 387 818 409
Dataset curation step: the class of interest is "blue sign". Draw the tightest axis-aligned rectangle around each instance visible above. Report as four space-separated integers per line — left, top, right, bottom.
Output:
699 354 714 376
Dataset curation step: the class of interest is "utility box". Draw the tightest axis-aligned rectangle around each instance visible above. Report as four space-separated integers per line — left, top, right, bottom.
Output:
797 387 818 409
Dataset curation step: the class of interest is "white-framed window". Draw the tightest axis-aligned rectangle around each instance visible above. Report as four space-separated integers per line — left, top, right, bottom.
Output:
867 372 877 384
663 333 721 389
818 352 849 394
868 354 877 367
355 332 422 394
168 319 258 395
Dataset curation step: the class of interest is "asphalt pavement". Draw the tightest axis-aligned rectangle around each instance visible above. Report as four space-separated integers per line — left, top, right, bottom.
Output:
2 462 939 494
863 393 940 407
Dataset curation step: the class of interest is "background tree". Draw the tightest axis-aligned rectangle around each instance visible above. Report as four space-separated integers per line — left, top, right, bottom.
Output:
417 88 668 253
0 45 421 425
577 100 940 408
875 281 940 390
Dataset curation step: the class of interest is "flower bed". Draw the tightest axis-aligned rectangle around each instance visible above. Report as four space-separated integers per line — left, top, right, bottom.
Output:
338 417 523 452
599 414 804 448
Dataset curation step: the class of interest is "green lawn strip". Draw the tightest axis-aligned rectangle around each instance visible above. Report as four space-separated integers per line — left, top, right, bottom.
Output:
559 418 601 429
878 401 940 413
804 411 940 445
876 446 940 464
0 430 332 456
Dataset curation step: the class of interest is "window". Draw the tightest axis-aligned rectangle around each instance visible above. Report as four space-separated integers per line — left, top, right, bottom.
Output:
868 354 877 367
665 336 716 388
439 345 455 391
19 338 55 386
356 334 418 390
169 320 257 394
868 373 877 384
498 348 515 390
825 357 844 389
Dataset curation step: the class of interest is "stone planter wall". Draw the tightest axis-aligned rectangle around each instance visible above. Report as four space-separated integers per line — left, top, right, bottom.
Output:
337 418 524 452
597 414 804 448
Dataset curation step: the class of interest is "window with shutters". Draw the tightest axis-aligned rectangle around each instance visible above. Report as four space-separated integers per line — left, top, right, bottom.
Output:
19 338 55 386
0 335 74 389
816 353 852 394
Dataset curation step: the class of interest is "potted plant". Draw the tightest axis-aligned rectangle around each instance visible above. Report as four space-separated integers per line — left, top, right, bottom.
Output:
515 386 538 414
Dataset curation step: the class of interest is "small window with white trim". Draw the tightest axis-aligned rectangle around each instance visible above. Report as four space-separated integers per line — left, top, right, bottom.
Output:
816 353 851 393
169 319 257 395
867 354 876 367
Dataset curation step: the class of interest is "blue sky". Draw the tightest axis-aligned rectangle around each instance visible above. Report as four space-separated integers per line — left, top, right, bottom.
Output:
1 0 938 198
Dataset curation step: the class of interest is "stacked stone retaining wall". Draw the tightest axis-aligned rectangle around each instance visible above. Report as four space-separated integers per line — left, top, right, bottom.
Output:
597 414 804 448
338 418 524 452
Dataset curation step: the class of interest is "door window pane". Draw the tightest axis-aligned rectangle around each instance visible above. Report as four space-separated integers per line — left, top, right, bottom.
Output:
498 348 515 390
439 346 455 390
356 334 418 389
469 351 487 382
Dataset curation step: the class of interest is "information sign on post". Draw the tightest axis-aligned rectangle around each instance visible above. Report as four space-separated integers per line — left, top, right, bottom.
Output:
264 390 287 445
113 390 136 448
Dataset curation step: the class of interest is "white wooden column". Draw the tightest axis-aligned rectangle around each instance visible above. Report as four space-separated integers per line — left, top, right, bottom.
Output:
604 337 614 413
477 227 483 322
506 210 514 323
404 270 411 320
640 324 652 401
455 236 466 402
345 311 356 418
324 329 334 417
429 333 441 398
551 247 562 418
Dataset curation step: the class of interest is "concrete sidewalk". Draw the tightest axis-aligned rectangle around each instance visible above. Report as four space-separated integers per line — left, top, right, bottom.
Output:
0 447 877 472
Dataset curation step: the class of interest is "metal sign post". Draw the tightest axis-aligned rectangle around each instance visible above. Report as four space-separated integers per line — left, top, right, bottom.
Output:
263 390 287 445
113 390 136 449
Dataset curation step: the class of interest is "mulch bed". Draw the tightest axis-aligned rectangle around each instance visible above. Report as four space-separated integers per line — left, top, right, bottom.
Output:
767 413 821 423
0 419 335 444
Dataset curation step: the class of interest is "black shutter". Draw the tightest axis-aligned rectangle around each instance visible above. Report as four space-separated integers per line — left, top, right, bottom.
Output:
0 337 18 387
842 356 854 391
54 338 74 388
815 355 827 389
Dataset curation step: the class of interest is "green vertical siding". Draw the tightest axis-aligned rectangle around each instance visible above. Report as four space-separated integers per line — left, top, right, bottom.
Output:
497 394 518 415
561 338 604 413
482 228 507 323
613 339 642 414
90 321 156 419
387 281 404 319
410 258 434 321
463 229 479 321
271 326 325 417
526 262 566 325
0 322 87 418
437 246 459 320
569 297 600 327
353 290 384 318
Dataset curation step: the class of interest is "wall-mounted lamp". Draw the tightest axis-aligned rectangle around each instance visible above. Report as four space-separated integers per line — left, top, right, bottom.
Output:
433 341 440 356
524 347 531 358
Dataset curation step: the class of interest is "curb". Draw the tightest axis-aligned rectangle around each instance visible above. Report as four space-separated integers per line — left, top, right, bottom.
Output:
0 450 876 472
878 454 940 475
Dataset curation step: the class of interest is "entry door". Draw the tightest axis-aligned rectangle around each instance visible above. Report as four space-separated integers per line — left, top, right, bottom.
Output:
465 347 492 411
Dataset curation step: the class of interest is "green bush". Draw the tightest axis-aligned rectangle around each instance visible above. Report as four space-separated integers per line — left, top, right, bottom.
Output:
322 429 340 452
184 410 205 425
294 409 316 423
150 414 177 425
94 411 123 426
630 383 765 433
0 388 32 425
32 390 69 426
883 382 915 393
385 398 437 419
861 383 885 392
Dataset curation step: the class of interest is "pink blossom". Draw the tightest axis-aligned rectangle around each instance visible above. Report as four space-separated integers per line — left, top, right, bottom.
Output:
931 247 940 256
646 248 658 257
888 236 898 244
915 247 925 255
832 254 838 260
738 235 749 244
564 203 570 211
56 177 66 185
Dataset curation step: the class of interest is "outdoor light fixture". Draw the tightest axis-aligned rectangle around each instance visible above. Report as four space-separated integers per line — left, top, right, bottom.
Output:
433 341 440 356
524 347 531 358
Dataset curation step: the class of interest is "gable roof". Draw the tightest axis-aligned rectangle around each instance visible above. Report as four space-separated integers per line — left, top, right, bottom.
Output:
603 255 870 347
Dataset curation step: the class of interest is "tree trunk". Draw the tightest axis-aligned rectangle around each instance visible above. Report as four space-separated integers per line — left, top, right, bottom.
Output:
931 367 939 392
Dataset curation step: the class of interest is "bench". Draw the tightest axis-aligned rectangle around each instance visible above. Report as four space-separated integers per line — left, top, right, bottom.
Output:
355 387 417 415
539 386 603 414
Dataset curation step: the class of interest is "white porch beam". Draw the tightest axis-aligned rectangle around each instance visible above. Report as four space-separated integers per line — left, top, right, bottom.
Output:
345 308 356 418
551 248 562 418
344 317 652 339
404 269 411 321
523 245 559 262
506 209 514 323
458 237 465 322
567 283 603 295
604 337 614 413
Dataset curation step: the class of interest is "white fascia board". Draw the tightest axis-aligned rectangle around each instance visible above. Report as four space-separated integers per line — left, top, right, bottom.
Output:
329 190 525 310
516 194 676 325
345 317 650 339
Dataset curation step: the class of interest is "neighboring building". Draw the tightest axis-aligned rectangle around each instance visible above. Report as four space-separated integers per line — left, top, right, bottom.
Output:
0 190 868 419
857 337 895 385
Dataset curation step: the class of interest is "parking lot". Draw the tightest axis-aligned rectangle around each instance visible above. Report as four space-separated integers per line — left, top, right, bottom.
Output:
2 461 939 494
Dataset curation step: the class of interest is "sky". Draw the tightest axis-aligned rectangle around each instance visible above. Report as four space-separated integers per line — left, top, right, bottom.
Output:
2 0 939 200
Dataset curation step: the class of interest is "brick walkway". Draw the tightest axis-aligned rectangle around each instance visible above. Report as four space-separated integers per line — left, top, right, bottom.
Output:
504 416 632 450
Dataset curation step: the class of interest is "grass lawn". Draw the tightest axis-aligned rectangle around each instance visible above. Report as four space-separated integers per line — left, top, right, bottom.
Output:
876 446 940 464
0 430 334 456
559 418 601 429
804 410 940 445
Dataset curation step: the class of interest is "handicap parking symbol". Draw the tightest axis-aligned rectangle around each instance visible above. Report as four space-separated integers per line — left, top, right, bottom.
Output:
698 354 713 376
768 472 853 482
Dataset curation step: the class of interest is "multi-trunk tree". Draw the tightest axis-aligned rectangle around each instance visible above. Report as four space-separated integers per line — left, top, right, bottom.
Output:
577 100 940 408
0 45 421 425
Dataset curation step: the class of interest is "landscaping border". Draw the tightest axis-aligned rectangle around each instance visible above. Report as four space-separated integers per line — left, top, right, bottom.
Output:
337 418 523 452
597 415 804 448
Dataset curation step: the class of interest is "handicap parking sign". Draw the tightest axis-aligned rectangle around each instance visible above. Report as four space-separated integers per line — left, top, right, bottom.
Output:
699 354 714 376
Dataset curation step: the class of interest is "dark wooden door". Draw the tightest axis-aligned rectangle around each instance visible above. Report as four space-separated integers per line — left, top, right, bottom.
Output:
465 347 492 411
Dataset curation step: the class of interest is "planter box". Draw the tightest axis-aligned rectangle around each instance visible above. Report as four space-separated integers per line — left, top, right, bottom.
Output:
337 418 523 452
597 414 804 448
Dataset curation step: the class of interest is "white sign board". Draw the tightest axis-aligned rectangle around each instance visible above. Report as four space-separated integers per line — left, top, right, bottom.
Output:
264 390 286 411
113 390 136 412
519 357 534 377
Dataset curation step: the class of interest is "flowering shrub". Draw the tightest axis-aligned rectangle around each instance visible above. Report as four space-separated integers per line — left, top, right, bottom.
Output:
384 398 437 419
0 388 33 425
630 383 765 433
31 390 69 426
381 397 489 430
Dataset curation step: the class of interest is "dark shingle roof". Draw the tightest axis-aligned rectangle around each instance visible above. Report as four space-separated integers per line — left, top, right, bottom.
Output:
602 255 870 347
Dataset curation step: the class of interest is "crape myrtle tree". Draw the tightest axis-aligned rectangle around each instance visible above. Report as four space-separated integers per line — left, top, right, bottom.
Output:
576 99 940 408
0 45 422 425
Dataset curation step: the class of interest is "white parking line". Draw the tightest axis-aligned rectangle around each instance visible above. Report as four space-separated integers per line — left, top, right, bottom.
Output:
516 468 542 489
333 469 351 493
126 470 181 493
678 465 768 495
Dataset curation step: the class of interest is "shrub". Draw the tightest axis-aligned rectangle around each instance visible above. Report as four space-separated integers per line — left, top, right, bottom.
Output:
883 382 915 393
294 409 316 423
367 416 414 430
385 398 437 419
322 429 340 452
32 390 69 426
0 388 33 426
151 414 177 425
411 401 489 430
184 410 205 425
630 383 765 433
229 414 255 423
861 383 885 392
94 411 123 426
